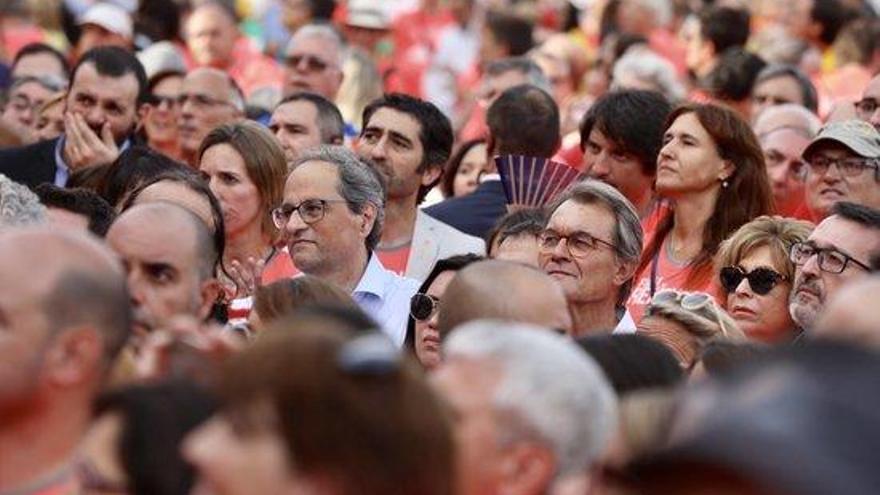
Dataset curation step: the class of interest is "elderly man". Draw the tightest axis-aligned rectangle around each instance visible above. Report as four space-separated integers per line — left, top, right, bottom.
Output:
0 75 66 143
0 46 145 188
274 146 419 345
356 93 484 280
789 202 880 333
754 103 822 219
751 64 819 121
437 259 573 336
539 180 643 336
269 91 345 164
426 83 560 238
431 320 617 495
177 67 245 166
282 23 346 100
184 1 283 97
106 202 223 340
802 119 880 220
0 228 130 493
0 174 45 228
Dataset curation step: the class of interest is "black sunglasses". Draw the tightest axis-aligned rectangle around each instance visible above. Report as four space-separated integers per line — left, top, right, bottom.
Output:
410 293 440 321
719 266 788 296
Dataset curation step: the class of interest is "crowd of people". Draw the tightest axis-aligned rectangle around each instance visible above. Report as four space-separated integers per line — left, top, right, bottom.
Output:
1 0 880 494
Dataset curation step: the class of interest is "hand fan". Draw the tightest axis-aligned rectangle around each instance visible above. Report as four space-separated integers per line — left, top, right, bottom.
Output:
494 155 582 207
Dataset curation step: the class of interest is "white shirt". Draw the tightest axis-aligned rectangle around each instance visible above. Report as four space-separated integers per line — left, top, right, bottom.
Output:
352 253 420 347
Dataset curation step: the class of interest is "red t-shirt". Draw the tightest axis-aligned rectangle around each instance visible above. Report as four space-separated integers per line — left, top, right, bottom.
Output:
376 245 411 276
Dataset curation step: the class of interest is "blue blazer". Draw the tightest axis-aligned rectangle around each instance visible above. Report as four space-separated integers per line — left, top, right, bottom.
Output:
423 179 508 240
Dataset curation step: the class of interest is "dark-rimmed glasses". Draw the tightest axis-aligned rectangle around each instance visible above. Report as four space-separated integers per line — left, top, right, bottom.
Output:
719 266 788 295
805 155 879 178
537 229 615 258
789 241 870 274
271 199 346 228
285 54 331 72
410 293 440 321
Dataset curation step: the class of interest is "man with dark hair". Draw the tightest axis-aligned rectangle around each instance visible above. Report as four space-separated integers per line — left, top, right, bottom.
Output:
0 46 146 188
486 207 546 266
789 201 880 333
479 10 534 65
705 48 767 116
684 6 751 81
751 64 819 121
427 84 560 238
580 89 671 216
107 202 223 340
355 93 484 280
276 146 419 345
0 228 130 494
35 184 115 236
269 91 344 164
11 42 70 81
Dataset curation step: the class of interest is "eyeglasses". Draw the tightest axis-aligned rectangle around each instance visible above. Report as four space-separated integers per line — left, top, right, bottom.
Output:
537 229 615 258
719 266 788 295
789 241 870 274
410 293 440 321
271 199 346 228
650 290 731 337
285 54 331 72
855 97 880 118
149 94 178 108
177 93 236 109
805 155 879 178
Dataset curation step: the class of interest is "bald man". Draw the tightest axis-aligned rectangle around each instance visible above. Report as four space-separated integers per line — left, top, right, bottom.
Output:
177 67 244 166
107 202 222 339
813 276 880 349
437 259 573 336
0 228 130 493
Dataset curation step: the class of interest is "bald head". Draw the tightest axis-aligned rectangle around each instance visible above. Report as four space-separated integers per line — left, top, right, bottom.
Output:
0 227 130 362
813 276 880 349
178 67 244 163
185 2 239 68
438 259 573 336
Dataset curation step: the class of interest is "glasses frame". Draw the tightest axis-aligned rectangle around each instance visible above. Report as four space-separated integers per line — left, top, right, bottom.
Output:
410 293 440 321
285 54 332 72
789 241 870 274
537 228 616 258
719 265 788 296
271 198 347 229
805 155 880 180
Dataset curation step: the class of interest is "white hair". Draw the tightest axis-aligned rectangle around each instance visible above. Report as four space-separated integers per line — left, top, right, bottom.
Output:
287 23 347 69
754 103 823 139
444 320 618 481
0 174 45 228
612 47 686 102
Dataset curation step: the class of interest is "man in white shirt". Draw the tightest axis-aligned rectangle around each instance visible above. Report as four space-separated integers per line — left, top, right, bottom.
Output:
274 145 418 345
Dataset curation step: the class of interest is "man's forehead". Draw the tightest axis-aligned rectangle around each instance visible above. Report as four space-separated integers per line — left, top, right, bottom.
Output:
274 100 318 122
812 215 879 254
183 70 229 93
290 35 338 59
285 161 340 194
71 63 139 100
366 107 422 138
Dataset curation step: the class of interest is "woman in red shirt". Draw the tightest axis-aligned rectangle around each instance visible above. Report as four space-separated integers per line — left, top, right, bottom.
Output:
627 103 774 323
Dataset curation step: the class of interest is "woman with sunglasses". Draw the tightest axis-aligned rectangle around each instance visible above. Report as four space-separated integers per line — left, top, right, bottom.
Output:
140 69 185 161
638 290 745 371
627 103 774 323
404 254 483 369
714 216 814 343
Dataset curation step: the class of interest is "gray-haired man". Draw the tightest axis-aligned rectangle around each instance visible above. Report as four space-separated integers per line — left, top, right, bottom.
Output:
274 146 419 345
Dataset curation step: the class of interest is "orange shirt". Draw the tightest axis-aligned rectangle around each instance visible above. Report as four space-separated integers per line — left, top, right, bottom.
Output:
376 245 411 276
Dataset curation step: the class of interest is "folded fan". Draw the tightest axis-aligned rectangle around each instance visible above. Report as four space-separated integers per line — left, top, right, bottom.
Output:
494 155 582 207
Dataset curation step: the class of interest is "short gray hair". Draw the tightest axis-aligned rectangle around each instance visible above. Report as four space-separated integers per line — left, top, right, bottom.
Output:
288 23 347 69
485 57 552 94
444 320 618 482
291 146 385 251
753 103 822 139
547 179 643 305
612 47 686 102
0 174 45 228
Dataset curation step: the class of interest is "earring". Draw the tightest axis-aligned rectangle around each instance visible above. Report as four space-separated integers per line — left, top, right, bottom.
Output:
722 179 729 188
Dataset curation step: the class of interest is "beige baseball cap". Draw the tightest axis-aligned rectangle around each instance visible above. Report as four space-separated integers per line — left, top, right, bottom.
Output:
802 119 880 159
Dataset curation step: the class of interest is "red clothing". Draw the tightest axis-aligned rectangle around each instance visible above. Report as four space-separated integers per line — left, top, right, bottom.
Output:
262 246 298 284
376 245 411 276
184 37 283 97
388 8 454 96
627 234 722 324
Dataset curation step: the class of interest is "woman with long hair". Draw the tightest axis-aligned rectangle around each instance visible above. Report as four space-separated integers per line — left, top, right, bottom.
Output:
627 103 774 323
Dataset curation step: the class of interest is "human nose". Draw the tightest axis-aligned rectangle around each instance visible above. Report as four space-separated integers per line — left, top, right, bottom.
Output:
733 275 753 297
283 206 309 233
590 153 612 179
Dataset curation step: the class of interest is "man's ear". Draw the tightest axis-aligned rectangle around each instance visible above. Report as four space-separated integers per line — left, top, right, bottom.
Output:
421 163 443 187
359 202 378 239
613 258 639 287
136 102 150 131
44 327 104 386
498 442 557 495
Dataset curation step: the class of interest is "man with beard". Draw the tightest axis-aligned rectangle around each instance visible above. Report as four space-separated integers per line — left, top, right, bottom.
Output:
0 46 145 189
789 201 880 333
106 202 223 342
355 93 484 281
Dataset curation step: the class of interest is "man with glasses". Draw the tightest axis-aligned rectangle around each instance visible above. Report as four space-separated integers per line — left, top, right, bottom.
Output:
801 119 880 220
789 201 880 332
856 74 880 132
0 75 66 144
177 67 245 166
282 24 345 101
273 146 419 346
539 180 643 336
